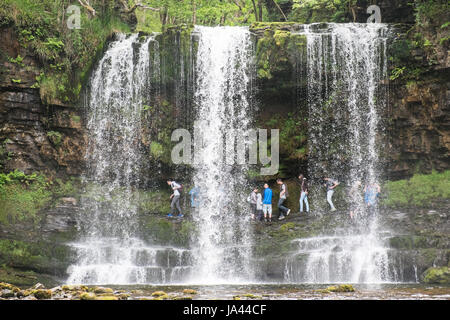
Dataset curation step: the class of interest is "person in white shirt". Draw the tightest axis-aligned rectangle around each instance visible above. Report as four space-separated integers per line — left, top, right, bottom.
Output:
167 179 183 218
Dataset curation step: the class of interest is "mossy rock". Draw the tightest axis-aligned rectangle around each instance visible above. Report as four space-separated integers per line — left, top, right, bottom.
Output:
240 293 263 299
182 289 198 295
0 282 20 292
326 284 355 292
422 267 450 284
172 295 193 300
151 290 167 297
93 286 114 294
95 295 119 300
79 292 97 300
153 294 170 300
33 289 52 299
118 293 130 300
62 284 88 292
0 289 16 298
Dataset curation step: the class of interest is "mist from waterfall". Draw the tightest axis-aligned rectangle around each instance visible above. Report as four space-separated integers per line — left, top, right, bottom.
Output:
67 34 192 284
189 26 255 284
285 23 392 283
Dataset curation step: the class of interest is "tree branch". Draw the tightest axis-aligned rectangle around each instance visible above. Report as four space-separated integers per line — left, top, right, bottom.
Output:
271 0 287 21
119 0 160 13
78 0 96 17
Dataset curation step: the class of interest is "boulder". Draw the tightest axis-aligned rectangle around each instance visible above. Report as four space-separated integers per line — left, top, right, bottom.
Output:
422 267 450 284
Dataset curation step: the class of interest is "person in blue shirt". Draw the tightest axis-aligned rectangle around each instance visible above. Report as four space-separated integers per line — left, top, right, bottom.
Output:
364 182 380 215
262 183 273 223
189 186 200 208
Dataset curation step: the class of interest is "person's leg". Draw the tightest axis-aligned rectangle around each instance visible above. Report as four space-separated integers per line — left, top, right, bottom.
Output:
170 196 176 215
279 199 289 213
174 195 182 215
277 199 284 219
300 192 304 212
304 193 309 212
327 190 336 210
263 205 268 220
268 204 272 221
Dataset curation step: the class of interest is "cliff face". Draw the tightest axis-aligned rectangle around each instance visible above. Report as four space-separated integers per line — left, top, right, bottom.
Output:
0 27 86 178
388 78 450 178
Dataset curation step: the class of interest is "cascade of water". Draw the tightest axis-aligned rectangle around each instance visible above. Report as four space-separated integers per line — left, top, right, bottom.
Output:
285 23 391 283
189 26 255 284
67 34 192 284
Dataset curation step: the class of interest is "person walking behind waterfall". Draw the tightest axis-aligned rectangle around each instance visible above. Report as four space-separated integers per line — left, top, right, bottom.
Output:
256 190 263 222
277 178 290 220
248 187 258 220
167 179 183 218
298 174 309 214
323 177 339 212
262 183 273 222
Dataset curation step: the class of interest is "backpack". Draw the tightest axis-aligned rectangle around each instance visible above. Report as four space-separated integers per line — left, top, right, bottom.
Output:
173 181 183 193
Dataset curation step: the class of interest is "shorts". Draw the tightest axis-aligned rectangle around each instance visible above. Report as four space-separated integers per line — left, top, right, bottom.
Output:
262 204 272 215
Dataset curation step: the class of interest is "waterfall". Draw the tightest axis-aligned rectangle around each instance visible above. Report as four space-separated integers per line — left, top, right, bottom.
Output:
189 26 255 283
67 34 192 284
285 23 392 283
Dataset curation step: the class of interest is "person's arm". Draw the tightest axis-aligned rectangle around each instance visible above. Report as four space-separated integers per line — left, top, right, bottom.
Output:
331 180 339 189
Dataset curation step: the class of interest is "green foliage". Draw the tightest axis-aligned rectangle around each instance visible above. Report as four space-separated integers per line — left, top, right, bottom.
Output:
0 170 79 225
383 170 450 208
0 140 13 169
289 0 355 23
263 113 307 160
138 189 171 214
46 131 62 147
390 66 406 81
0 170 52 225
0 0 131 104
8 54 24 67
136 0 261 32
414 0 450 27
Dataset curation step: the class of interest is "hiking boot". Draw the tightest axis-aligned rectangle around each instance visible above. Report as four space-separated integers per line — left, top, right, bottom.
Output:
177 214 184 218
167 213 174 218
287 209 291 216
278 215 285 221
331 208 337 212
264 218 268 222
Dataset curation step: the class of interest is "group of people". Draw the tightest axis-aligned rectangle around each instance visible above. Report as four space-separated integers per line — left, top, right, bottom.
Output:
248 175 381 222
166 175 381 221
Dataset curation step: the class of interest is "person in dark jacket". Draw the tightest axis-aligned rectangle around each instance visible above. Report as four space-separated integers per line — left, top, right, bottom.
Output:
277 178 290 220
